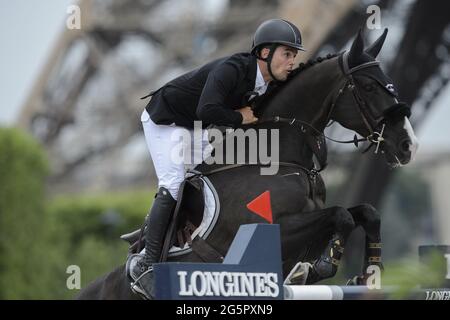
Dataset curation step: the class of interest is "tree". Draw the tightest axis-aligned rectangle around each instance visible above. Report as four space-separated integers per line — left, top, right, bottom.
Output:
0 127 49 298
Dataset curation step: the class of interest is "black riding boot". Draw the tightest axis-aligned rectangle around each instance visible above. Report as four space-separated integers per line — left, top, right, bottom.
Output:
132 187 176 299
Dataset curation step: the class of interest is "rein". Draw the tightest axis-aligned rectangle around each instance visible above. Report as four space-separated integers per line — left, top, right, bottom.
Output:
257 115 372 149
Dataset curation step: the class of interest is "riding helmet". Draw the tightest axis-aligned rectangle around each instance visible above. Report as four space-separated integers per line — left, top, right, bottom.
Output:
251 19 305 54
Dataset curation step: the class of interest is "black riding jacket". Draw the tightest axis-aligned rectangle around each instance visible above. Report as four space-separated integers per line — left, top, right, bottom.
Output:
144 53 272 129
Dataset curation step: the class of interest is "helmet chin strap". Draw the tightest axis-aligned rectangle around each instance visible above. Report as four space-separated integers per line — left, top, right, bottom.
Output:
258 44 280 82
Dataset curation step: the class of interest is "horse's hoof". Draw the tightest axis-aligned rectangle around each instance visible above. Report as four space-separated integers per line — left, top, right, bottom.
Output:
284 262 312 285
346 275 365 286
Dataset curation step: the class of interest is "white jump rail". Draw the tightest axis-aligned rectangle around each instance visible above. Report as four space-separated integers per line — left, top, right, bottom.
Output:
284 285 396 300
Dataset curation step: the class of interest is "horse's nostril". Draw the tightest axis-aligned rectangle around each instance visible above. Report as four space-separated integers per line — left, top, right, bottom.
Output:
400 139 411 153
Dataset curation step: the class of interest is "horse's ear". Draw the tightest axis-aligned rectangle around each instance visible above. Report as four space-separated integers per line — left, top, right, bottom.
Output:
365 28 388 58
349 28 364 60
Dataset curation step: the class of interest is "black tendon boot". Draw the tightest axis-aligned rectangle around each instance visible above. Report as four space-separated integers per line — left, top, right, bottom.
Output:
131 187 176 299
306 235 344 284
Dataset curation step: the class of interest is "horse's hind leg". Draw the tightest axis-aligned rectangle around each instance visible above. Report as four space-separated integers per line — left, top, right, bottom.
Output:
347 204 383 284
306 206 355 284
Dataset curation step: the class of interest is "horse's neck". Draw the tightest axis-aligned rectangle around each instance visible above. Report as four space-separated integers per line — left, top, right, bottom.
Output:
265 61 341 130
257 59 342 163
248 122 313 166
277 125 314 166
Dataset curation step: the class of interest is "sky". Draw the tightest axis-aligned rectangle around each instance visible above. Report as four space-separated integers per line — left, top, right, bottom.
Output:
0 0 73 124
0 0 448 152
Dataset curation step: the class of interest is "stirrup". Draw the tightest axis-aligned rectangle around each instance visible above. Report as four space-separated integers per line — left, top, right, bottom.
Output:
133 265 153 284
130 266 154 300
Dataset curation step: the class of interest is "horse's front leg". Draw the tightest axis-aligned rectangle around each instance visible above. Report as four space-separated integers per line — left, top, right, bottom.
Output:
347 204 384 285
303 206 356 284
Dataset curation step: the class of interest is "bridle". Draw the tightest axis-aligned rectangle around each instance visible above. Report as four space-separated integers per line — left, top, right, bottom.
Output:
258 51 409 154
336 51 387 153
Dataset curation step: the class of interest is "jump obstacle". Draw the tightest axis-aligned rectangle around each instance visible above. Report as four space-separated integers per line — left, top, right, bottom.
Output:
153 224 449 300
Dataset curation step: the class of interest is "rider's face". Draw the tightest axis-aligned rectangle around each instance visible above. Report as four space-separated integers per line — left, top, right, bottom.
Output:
269 46 297 81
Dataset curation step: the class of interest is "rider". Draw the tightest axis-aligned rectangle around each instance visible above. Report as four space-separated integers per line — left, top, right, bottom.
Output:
132 18 305 299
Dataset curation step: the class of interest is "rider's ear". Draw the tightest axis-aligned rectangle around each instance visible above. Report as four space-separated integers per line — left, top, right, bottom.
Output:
349 28 364 61
260 47 270 59
365 28 388 59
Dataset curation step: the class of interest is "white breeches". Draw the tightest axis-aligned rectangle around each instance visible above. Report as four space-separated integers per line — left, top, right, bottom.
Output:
141 109 212 200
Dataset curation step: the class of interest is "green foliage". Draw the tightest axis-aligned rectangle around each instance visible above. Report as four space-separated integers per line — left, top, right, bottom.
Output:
321 252 446 299
381 251 446 299
0 127 154 299
0 127 49 299
48 190 151 244
47 189 154 298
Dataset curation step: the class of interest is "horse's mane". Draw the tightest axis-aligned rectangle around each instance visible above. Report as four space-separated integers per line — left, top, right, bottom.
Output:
289 53 340 78
254 53 340 114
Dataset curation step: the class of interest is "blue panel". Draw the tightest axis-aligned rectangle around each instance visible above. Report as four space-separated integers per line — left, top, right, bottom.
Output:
153 224 284 300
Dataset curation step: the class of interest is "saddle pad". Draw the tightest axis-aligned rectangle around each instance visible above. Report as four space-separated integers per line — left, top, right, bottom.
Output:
140 176 221 257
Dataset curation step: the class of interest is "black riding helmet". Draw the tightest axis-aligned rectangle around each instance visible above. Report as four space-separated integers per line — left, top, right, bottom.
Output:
251 19 305 81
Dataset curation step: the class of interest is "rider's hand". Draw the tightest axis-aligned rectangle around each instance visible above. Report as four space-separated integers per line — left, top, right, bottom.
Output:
237 106 258 125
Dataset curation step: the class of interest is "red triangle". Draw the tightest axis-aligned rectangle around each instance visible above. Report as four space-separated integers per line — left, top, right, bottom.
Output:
247 191 273 224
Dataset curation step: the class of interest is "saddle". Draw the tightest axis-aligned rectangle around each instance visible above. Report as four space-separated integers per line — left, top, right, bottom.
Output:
120 174 224 263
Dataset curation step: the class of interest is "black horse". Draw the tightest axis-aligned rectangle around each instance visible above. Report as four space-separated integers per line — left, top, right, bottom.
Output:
77 29 418 299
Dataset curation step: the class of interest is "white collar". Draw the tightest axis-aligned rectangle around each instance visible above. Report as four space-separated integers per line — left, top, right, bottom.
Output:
254 63 269 93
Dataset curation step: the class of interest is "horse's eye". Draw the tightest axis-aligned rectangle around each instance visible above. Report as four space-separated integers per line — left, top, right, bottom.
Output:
364 84 375 91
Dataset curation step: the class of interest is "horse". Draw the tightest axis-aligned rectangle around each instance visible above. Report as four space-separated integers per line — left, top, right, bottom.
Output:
76 29 418 299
